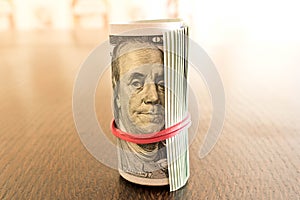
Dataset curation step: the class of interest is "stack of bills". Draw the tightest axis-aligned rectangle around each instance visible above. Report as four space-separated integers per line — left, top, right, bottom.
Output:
110 19 190 191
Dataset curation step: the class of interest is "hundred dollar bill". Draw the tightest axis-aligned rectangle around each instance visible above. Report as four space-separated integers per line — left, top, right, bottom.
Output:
110 19 189 189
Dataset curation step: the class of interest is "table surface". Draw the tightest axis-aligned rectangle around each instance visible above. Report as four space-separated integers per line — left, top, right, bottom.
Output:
0 30 299 199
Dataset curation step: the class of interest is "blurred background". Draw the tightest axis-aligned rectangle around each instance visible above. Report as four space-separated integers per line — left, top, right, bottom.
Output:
0 0 188 30
1 0 299 43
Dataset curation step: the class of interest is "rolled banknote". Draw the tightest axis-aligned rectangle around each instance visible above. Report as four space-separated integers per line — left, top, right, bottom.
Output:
110 19 189 190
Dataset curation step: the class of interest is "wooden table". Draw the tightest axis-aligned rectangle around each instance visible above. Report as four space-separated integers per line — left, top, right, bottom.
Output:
0 30 299 199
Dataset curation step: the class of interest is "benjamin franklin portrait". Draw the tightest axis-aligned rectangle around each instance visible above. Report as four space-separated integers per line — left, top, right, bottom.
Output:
111 39 168 184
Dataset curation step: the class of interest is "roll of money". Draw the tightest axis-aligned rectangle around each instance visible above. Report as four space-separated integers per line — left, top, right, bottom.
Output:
110 19 190 191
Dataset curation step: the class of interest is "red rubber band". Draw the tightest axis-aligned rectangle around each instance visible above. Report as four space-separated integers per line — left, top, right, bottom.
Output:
111 114 191 144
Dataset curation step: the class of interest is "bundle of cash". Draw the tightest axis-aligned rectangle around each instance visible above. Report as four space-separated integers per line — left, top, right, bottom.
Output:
110 19 190 191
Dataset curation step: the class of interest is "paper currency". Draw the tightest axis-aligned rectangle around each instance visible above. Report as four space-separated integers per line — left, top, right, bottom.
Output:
110 19 189 191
